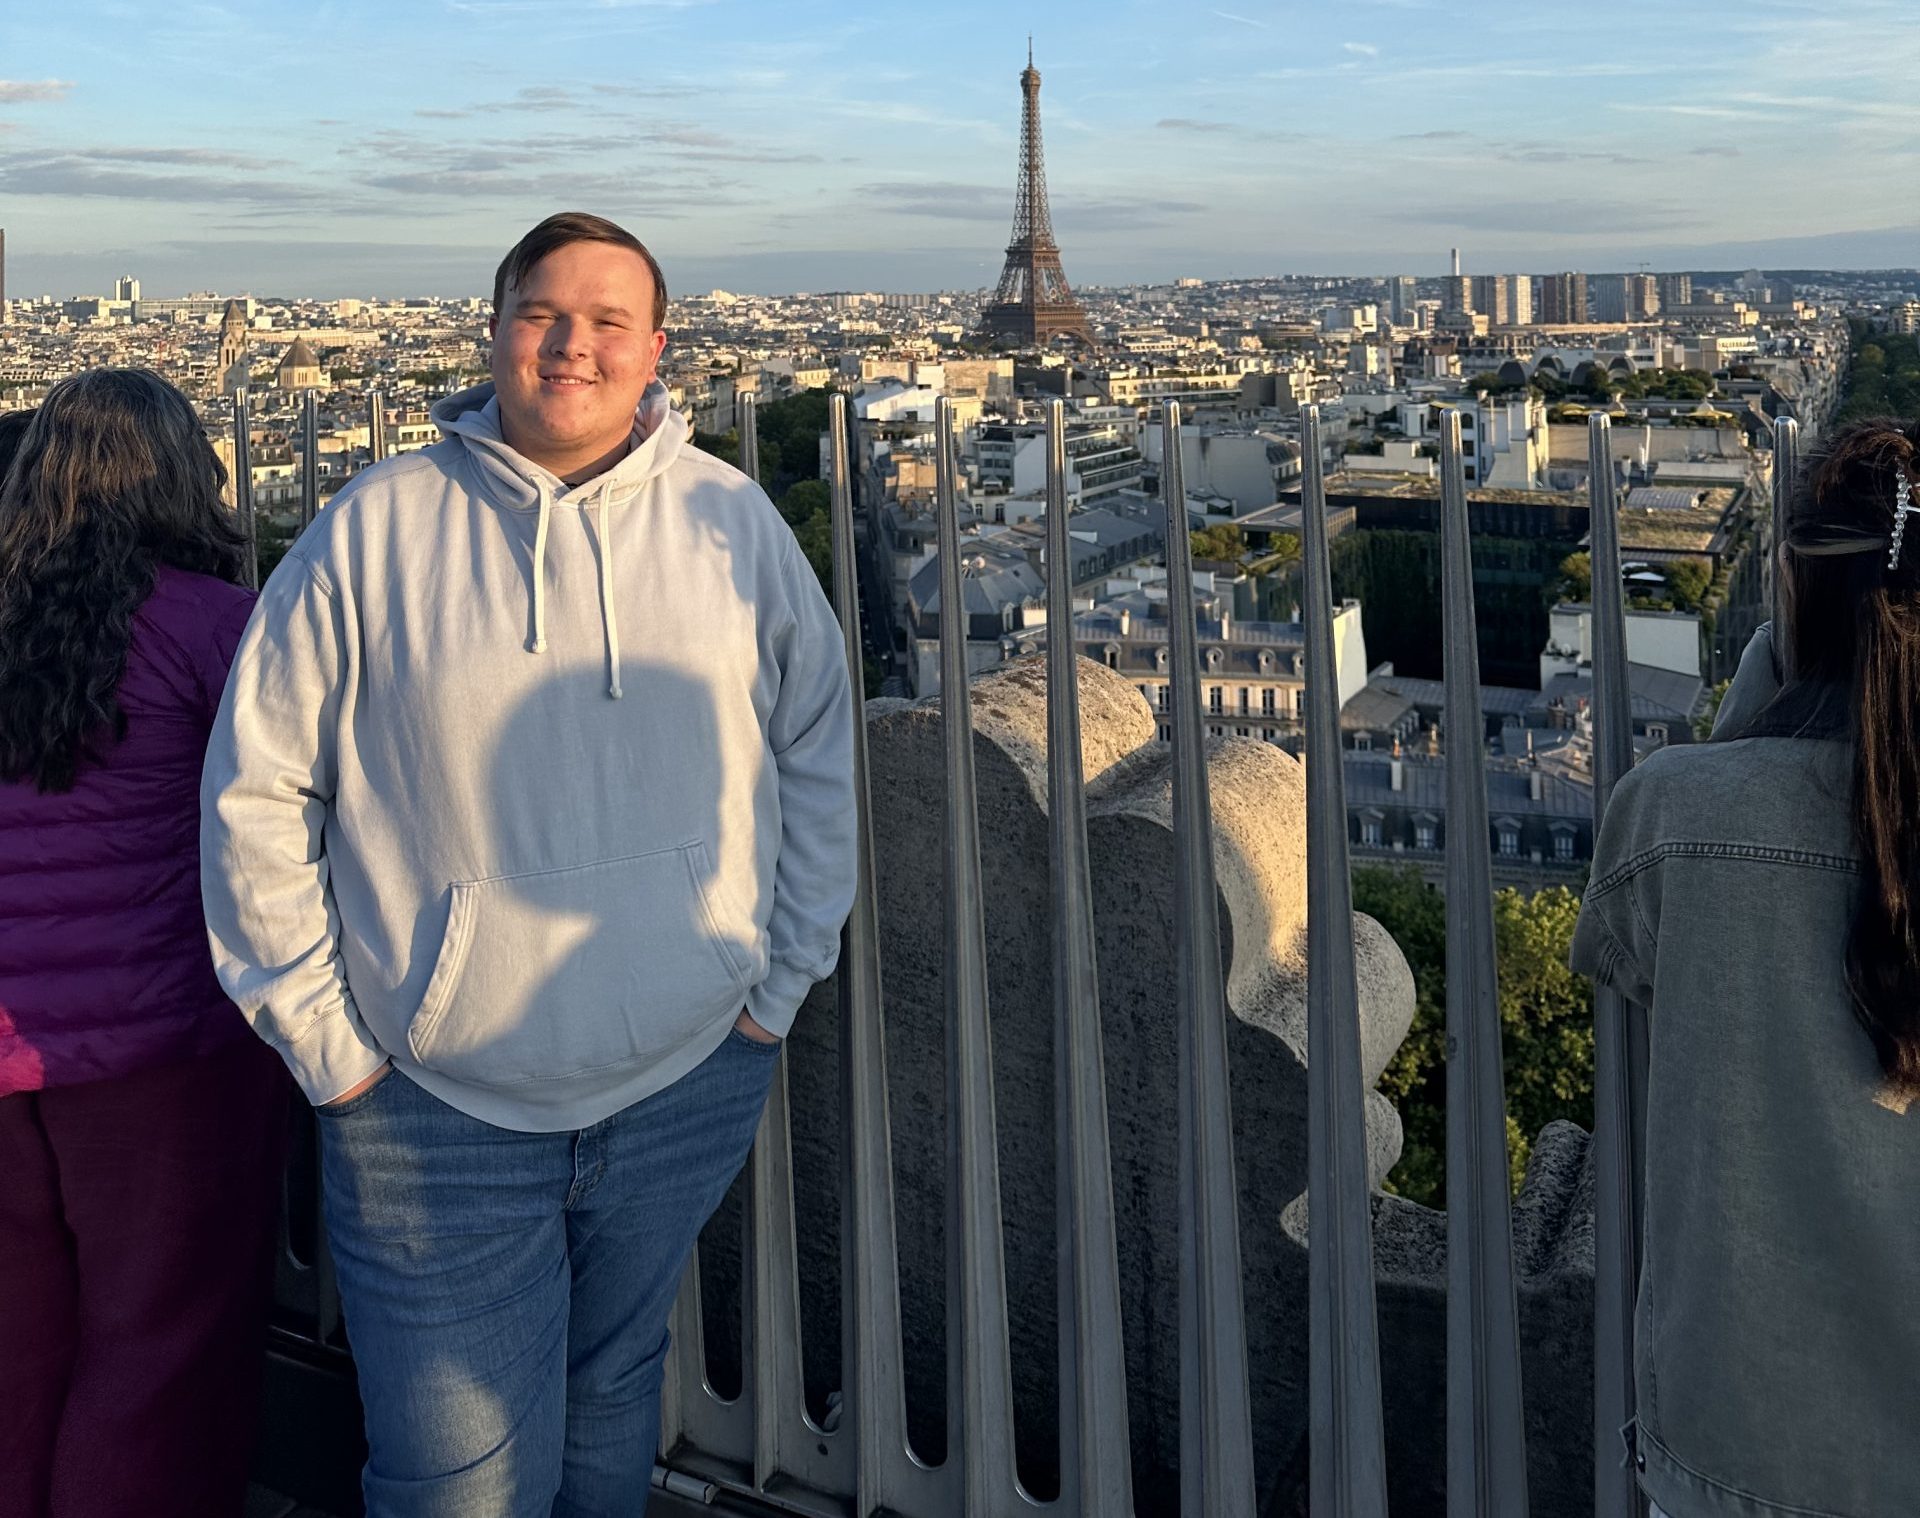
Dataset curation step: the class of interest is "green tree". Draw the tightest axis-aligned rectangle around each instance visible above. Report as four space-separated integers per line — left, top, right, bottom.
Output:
1188 522 1246 563
778 477 830 531
1355 867 1595 1207
1558 551 1592 602
1357 867 1449 1207
1662 559 1711 612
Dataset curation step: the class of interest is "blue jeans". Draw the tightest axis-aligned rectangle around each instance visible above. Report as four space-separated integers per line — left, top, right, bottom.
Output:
316 1029 780 1518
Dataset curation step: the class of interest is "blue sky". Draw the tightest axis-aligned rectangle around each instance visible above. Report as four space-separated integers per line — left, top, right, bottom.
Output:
2 0 1916 298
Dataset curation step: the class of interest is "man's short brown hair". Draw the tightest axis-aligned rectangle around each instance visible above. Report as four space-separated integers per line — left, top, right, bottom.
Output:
492 212 667 329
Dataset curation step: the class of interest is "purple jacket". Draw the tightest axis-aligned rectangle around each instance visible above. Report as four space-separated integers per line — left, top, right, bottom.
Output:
0 565 257 1094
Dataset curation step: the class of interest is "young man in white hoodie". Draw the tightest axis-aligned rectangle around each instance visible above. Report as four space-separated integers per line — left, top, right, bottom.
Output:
202 213 857 1516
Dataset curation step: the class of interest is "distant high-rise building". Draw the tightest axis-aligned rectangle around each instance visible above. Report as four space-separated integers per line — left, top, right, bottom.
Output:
979 45 1091 348
1466 278 1512 328
1591 275 1629 323
1441 275 1473 315
1451 247 1462 278
1538 271 1588 324
1469 274 1527 326
115 275 140 302
1625 273 1659 321
1502 273 1533 325
1387 275 1418 324
218 299 250 394
1658 272 1693 309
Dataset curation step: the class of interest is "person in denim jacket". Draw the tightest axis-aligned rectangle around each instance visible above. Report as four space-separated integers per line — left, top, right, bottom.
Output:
1572 418 1920 1518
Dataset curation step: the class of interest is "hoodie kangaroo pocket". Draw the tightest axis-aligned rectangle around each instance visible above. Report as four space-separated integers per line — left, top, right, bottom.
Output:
407 844 748 1087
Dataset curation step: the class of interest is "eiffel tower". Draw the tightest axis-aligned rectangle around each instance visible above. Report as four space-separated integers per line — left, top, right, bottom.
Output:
979 44 1093 349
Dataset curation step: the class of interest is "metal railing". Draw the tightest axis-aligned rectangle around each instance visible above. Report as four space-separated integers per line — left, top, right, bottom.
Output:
250 386 1647 1516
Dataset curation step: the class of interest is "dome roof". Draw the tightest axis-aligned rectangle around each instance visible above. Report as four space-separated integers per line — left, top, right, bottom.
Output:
1495 359 1529 388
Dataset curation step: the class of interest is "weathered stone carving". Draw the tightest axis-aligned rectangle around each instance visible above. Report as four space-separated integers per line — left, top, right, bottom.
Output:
698 657 1597 1514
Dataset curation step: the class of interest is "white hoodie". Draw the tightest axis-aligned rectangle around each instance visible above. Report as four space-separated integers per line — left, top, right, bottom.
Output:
201 380 856 1131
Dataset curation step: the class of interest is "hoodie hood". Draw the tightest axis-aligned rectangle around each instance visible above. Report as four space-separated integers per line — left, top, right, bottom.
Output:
427 379 688 698
429 378 686 511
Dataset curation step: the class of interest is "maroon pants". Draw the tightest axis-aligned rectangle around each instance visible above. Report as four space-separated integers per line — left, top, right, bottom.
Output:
0 1038 290 1518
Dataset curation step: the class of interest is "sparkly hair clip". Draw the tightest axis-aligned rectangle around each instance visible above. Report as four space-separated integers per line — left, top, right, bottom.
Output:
1892 474 1919 571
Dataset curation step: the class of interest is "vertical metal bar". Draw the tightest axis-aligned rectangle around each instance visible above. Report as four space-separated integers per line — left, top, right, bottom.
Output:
829 394 943 1517
934 396 1021 1515
1771 416 1798 682
1045 398 1134 1517
740 391 761 487
658 1255 710 1452
299 388 319 529
1299 402 1390 1517
1438 410 1530 1517
368 387 387 465
1161 400 1258 1517
745 1058 812 1489
231 391 257 590
1587 414 1644 1518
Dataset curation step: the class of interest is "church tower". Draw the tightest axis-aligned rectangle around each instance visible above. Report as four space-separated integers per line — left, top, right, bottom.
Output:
217 300 249 395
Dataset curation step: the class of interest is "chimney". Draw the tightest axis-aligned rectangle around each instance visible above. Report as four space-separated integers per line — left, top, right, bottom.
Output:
1219 610 1231 639
1390 757 1404 793
1117 608 1130 636
1530 767 1545 802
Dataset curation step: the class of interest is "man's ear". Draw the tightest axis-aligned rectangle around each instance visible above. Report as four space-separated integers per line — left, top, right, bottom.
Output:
487 314 499 340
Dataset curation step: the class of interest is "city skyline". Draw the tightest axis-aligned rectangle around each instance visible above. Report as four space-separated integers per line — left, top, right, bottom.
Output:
2 0 1918 299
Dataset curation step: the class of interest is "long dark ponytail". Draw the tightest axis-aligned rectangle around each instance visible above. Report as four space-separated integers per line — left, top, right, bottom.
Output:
0 368 247 793
1782 416 1920 1086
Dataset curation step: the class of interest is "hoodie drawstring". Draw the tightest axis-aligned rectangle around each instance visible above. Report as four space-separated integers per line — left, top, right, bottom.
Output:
529 480 553 654
597 487 623 700
526 476 624 701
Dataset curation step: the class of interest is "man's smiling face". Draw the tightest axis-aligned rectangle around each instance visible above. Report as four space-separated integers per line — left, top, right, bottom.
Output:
488 239 667 479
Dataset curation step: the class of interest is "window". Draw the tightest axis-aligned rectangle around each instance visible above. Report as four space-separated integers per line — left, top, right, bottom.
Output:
1554 831 1575 862
1209 687 1224 714
1159 724 1172 742
1646 723 1668 746
1239 688 1252 715
1262 688 1276 716
1354 733 1372 752
1140 685 1153 705
1416 823 1436 850
1157 684 1169 710
1236 726 1251 737
1361 819 1382 848
1105 645 1120 669
1498 829 1520 857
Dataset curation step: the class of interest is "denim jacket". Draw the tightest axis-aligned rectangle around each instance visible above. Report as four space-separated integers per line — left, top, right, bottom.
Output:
1571 626 1920 1518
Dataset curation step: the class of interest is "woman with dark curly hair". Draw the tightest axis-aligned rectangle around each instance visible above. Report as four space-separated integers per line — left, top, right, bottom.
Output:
0 370 290 1518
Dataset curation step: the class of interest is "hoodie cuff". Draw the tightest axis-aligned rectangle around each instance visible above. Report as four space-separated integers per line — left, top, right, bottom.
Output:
745 960 820 1040
280 994 391 1106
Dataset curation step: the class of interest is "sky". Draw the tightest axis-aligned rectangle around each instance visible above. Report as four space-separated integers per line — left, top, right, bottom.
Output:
2 0 1917 299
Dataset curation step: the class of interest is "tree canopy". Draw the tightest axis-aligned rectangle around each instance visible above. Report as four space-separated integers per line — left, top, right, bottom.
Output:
1356 867 1594 1208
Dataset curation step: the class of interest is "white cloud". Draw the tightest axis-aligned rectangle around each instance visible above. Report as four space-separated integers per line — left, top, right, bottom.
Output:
0 79 74 104
1343 42 1379 56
